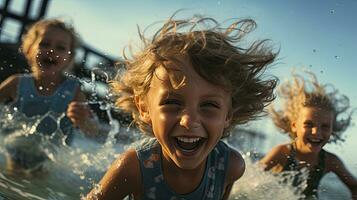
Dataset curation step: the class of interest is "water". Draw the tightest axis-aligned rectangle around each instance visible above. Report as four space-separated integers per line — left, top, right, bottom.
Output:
0 104 353 199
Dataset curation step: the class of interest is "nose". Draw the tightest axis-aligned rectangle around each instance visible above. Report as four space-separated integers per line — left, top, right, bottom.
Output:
311 127 321 135
179 110 201 130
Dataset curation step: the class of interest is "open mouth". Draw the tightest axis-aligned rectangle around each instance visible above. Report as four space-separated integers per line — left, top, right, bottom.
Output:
306 138 323 146
174 136 205 154
39 57 58 67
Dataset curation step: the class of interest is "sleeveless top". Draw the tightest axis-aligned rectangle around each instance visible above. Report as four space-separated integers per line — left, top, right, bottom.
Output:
12 74 79 143
135 138 231 200
283 143 326 198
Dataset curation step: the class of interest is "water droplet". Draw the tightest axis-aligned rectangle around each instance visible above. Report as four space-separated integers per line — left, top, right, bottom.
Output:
334 55 340 59
309 65 312 68
312 49 317 53
38 86 43 90
330 9 335 14
320 70 324 74
68 51 72 55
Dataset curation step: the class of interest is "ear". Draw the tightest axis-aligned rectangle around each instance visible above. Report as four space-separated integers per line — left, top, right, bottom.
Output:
224 110 233 128
134 96 151 124
291 121 297 133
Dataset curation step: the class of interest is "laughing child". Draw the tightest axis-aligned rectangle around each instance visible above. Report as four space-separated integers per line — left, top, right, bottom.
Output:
260 71 357 199
86 14 278 199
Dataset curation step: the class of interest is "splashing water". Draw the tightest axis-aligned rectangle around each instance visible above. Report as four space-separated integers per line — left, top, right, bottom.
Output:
0 71 353 199
228 156 304 200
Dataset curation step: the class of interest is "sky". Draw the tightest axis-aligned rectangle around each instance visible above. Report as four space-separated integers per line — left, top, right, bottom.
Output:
49 0 357 171
3 0 357 171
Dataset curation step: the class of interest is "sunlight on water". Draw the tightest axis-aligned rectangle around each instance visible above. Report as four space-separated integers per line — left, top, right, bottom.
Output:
0 104 353 199
227 152 305 200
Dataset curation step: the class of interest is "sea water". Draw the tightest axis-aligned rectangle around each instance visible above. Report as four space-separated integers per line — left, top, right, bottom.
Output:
0 98 354 200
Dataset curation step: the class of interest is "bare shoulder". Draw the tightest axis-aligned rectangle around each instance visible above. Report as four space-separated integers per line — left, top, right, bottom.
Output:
86 149 142 200
0 74 22 102
221 147 245 200
323 150 357 192
260 143 290 171
323 150 345 172
226 147 245 183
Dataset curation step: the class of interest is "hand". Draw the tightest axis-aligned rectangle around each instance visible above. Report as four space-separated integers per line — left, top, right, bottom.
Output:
66 101 97 135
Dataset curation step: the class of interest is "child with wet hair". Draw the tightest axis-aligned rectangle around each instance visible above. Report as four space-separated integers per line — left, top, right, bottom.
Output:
260 71 357 199
87 13 278 199
0 19 98 171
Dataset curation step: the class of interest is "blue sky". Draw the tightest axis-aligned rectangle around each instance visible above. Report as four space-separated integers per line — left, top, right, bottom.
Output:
43 0 357 169
39 0 357 171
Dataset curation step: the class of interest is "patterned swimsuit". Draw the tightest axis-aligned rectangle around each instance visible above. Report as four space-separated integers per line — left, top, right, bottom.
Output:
135 138 231 200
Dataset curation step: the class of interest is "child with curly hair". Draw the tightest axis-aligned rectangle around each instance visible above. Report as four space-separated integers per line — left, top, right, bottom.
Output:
260 71 357 199
86 14 278 200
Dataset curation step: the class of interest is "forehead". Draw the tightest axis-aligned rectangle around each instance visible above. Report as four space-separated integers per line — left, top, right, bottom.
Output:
149 57 229 97
40 27 72 42
299 107 334 121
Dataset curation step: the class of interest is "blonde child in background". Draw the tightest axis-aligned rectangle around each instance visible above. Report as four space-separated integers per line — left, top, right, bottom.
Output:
86 13 278 200
0 19 98 171
260 71 357 199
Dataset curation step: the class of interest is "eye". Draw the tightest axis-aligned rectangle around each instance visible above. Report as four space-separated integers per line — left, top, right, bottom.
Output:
56 45 67 51
321 124 331 130
303 122 313 128
201 101 220 109
161 99 181 106
39 42 49 48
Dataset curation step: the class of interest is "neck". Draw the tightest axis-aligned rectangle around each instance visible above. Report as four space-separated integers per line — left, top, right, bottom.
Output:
34 72 65 86
161 150 206 194
32 72 65 95
293 141 320 166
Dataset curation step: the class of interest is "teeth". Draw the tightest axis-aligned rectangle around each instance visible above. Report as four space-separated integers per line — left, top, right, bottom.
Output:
309 138 321 142
176 137 200 143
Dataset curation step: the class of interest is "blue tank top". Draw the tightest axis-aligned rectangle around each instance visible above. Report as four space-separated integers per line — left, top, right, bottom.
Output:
13 74 79 143
136 138 231 200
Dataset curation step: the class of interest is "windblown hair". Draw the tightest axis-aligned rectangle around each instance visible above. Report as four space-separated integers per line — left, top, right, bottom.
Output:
111 14 278 136
270 71 353 143
20 19 79 73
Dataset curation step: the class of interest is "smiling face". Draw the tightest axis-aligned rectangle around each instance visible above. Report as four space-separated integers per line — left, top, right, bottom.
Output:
136 56 232 170
291 106 334 154
29 27 73 76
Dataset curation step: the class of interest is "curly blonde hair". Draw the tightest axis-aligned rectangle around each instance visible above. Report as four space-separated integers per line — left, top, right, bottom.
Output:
111 14 278 136
20 19 79 73
270 71 353 143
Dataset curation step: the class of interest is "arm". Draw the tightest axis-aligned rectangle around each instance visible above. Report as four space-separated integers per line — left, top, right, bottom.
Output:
222 148 245 200
326 153 357 200
259 144 289 172
86 149 142 200
0 74 20 103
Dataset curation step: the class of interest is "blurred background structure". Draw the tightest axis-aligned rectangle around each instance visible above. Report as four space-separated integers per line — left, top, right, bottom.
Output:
0 0 116 83
0 0 132 127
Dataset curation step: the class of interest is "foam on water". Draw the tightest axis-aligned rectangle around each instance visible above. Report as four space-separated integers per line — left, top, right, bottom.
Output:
0 91 353 199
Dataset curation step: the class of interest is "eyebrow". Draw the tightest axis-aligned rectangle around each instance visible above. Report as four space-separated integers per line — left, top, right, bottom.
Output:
160 90 225 100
